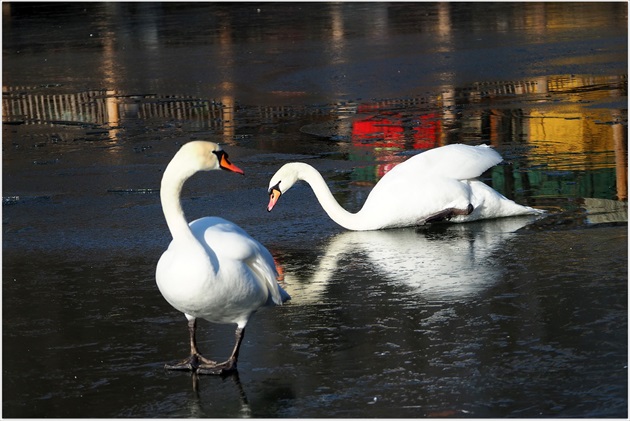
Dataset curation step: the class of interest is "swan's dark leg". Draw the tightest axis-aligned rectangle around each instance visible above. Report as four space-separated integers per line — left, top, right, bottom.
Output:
165 318 218 371
424 203 474 224
197 327 244 375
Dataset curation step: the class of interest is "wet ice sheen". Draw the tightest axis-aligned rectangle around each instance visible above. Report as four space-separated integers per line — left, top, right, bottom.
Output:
2 2 627 418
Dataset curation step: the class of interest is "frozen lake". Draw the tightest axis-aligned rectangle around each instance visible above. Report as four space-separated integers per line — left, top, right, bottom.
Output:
2 2 627 417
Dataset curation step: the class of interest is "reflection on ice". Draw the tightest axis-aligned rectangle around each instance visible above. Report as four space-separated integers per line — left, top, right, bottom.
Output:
282 216 540 305
190 372 252 418
582 198 628 225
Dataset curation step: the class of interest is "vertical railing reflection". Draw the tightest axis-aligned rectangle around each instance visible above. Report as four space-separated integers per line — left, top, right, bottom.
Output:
3 73 625 203
2 88 234 135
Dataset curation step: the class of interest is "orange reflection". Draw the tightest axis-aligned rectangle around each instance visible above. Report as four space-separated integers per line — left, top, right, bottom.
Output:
613 122 628 201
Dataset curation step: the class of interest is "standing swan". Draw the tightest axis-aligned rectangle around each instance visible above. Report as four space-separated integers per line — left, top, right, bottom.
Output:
267 144 543 231
156 141 290 375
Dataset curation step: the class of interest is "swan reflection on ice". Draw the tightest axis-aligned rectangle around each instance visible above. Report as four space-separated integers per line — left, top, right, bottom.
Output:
281 216 539 305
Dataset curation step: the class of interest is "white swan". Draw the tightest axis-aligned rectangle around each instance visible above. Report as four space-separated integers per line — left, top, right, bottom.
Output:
267 144 544 231
156 141 290 375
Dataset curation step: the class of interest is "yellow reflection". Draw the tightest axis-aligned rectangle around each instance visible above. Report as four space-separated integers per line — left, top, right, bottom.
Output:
525 75 623 171
216 12 236 143
527 109 616 169
436 2 452 52
522 2 548 35
327 3 349 96
220 94 236 145
330 3 345 45
99 8 122 143
105 90 120 129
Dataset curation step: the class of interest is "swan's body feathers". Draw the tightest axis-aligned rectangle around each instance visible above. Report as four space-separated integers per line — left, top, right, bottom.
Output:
361 174 473 229
158 216 288 325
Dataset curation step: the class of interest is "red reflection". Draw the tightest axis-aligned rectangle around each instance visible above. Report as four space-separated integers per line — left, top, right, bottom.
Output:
352 113 404 145
352 110 441 149
351 108 442 179
412 114 441 149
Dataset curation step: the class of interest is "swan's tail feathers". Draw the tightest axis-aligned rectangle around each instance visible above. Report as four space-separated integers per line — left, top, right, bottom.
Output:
265 283 291 306
525 206 547 215
272 256 291 303
278 286 292 304
270 284 291 305
491 200 547 218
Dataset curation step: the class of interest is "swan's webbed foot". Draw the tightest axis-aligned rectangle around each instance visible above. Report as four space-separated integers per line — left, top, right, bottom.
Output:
167 323 243 376
197 358 238 376
165 353 219 372
424 204 474 224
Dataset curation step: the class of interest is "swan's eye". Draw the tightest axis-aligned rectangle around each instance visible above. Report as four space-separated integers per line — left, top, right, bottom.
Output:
213 150 244 174
269 181 281 195
212 150 225 161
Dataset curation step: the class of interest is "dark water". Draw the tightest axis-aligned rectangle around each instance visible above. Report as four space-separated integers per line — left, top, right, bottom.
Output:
2 2 627 418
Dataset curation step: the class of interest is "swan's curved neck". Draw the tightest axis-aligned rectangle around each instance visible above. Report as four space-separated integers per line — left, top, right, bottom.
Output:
160 156 199 243
297 164 371 231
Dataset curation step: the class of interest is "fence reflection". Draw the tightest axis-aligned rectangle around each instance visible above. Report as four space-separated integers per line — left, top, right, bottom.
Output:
3 74 626 202
2 87 228 131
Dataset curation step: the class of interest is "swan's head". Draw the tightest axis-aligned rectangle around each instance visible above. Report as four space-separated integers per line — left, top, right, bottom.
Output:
178 141 244 175
267 163 302 212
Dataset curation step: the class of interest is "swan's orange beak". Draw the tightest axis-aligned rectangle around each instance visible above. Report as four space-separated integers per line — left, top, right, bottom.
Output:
267 188 281 212
218 153 244 175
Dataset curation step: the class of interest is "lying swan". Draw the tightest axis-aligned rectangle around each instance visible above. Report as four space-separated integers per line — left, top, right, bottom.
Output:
156 141 290 375
267 144 543 231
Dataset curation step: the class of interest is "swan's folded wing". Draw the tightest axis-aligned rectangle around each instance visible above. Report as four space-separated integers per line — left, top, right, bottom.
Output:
247 249 289 306
196 218 287 305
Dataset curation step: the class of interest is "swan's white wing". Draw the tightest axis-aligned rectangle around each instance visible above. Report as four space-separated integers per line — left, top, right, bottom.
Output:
390 144 503 180
191 217 287 305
